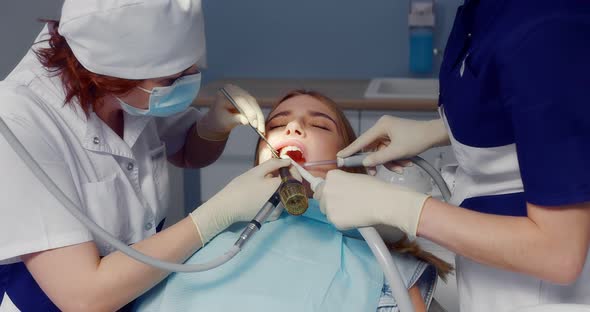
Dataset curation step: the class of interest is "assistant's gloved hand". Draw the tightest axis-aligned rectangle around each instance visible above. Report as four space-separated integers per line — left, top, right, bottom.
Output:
196 84 265 141
316 170 430 238
337 116 449 168
190 158 290 245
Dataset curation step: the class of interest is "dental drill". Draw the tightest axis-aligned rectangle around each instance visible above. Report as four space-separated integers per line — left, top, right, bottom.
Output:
0 115 285 272
287 155 452 312
233 191 282 249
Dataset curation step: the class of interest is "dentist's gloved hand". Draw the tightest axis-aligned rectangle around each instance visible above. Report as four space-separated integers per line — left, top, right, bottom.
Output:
196 84 265 141
190 158 290 245
337 116 449 168
316 170 430 238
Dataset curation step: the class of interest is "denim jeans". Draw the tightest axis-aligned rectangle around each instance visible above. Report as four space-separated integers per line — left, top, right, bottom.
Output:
376 251 437 312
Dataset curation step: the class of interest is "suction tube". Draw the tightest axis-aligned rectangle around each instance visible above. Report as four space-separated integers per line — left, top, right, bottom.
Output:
0 116 281 272
359 227 414 311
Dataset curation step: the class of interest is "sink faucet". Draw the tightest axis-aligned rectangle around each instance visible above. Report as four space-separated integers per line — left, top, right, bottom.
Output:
409 0 435 75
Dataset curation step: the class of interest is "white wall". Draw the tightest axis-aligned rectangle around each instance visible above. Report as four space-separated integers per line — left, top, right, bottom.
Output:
0 1 63 78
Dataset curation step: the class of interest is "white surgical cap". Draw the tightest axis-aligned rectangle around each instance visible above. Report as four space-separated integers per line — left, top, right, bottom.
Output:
58 0 207 79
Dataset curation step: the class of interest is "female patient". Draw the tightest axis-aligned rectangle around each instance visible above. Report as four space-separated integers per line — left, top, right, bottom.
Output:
134 90 452 312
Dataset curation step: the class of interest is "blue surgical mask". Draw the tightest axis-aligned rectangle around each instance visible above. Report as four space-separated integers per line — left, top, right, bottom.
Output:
117 73 201 117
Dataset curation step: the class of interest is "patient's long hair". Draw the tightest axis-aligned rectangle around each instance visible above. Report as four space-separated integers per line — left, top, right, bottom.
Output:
254 89 453 281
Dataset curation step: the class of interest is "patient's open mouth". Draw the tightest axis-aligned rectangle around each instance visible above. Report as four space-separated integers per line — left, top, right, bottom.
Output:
278 146 306 163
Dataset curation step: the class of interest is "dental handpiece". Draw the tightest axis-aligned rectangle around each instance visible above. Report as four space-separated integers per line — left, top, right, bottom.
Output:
303 152 371 168
234 191 281 249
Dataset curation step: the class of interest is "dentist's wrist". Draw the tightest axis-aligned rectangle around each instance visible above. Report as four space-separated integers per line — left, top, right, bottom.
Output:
190 199 234 246
380 186 430 239
424 119 450 147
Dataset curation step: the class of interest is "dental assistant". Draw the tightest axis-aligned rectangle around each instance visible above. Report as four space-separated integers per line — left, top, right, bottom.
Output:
318 1 590 311
0 0 289 311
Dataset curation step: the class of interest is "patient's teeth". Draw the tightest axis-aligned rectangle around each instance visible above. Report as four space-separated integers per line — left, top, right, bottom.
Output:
279 146 302 157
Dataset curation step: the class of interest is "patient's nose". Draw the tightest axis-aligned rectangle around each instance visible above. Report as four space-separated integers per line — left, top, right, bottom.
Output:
285 121 305 137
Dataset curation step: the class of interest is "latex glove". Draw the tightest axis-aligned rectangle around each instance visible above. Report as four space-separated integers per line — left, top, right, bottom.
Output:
316 169 430 238
190 158 290 244
337 115 449 167
196 84 265 141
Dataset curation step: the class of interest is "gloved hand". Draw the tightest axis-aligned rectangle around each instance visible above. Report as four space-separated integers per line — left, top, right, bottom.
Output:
190 158 290 244
337 115 449 168
316 169 430 238
196 84 265 141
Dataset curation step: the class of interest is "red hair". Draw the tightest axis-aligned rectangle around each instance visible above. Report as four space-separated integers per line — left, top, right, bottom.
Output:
34 20 143 115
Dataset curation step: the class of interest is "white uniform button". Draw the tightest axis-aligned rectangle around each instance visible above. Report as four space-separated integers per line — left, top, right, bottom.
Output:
145 222 153 231
127 162 134 171
93 136 100 144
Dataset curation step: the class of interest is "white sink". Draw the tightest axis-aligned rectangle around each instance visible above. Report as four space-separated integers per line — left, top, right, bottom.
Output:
364 78 439 100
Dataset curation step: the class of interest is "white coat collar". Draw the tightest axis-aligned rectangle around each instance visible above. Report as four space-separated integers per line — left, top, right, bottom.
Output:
82 106 151 159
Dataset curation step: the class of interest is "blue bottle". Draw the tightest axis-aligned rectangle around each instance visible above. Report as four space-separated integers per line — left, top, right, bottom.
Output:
408 1 435 75
409 27 434 74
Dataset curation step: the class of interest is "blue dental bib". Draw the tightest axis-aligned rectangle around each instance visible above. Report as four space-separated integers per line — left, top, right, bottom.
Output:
135 199 383 312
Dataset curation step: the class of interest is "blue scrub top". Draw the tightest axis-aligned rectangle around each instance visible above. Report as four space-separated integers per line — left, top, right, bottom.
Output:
439 0 590 216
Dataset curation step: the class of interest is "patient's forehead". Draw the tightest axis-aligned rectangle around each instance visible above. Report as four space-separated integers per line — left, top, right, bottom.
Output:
269 95 338 120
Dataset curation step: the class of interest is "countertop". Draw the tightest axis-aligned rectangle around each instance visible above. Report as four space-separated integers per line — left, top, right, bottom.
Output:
193 78 438 111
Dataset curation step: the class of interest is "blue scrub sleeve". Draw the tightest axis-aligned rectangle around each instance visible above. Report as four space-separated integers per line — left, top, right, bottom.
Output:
500 18 590 206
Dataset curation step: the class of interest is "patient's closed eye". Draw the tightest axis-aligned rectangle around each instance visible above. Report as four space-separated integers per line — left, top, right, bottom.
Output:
310 118 333 131
268 124 286 130
312 124 330 130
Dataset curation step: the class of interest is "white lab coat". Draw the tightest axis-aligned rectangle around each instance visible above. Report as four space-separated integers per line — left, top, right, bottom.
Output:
440 108 590 312
0 28 201 264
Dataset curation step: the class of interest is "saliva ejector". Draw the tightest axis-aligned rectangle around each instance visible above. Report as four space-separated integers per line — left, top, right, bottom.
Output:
302 152 372 168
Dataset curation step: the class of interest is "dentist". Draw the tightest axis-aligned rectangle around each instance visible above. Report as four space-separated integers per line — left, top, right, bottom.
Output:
0 0 289 311
317 1 590 311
